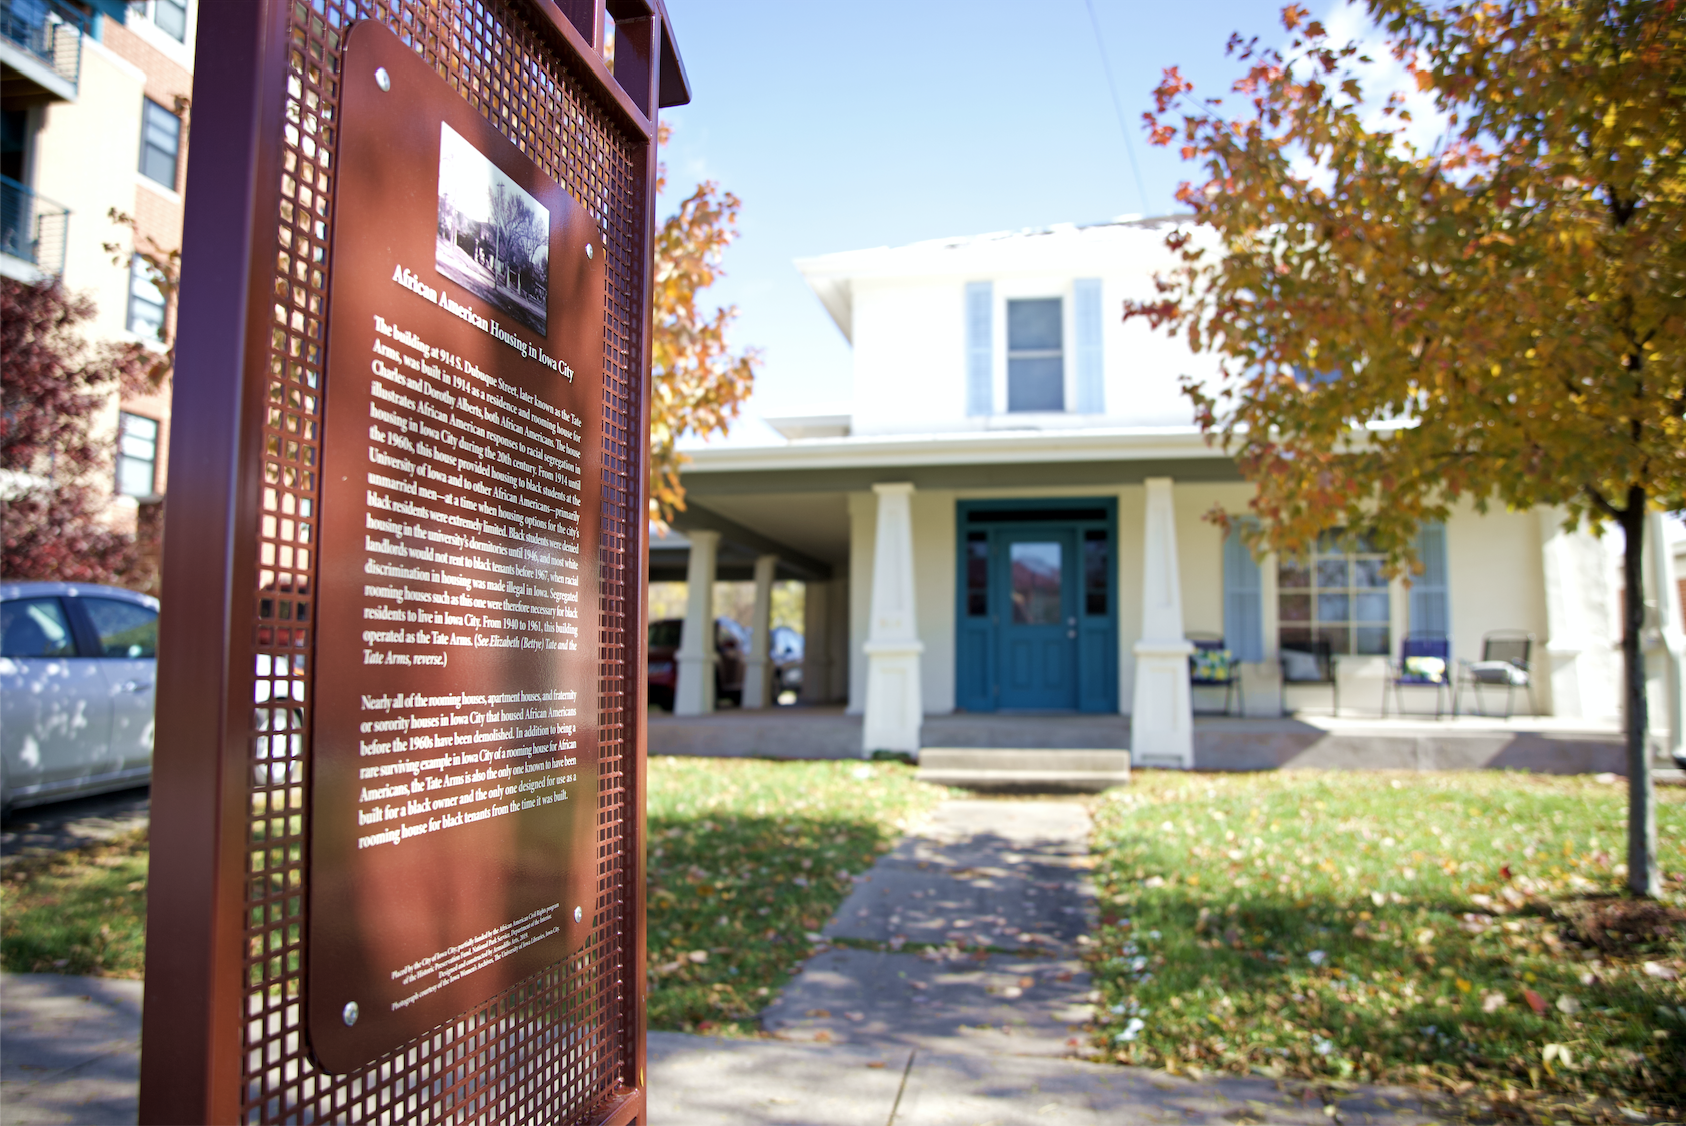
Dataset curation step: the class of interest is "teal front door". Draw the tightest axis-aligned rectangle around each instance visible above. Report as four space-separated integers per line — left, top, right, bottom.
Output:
996 531 1077 710
955 500 1117 713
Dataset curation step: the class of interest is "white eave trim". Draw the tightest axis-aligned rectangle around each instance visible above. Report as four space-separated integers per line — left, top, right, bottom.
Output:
680 426 1222 474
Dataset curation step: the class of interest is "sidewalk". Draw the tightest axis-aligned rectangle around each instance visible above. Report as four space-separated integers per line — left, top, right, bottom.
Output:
0 798 1451 1125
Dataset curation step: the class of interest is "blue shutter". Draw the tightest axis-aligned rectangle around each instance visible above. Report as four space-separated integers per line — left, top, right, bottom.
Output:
1074 278 1104 414
1224 525 1264 662
965 281 992 417
1409 522 1449 639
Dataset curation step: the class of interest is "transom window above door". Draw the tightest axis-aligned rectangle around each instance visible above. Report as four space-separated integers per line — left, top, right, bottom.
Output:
1006 298 1063 412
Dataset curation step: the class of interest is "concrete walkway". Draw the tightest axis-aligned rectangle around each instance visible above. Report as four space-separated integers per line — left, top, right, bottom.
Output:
642 798 1446 1124
0 798 1451 1124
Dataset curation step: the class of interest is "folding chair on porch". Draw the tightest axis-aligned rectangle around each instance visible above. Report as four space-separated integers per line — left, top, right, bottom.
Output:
1280 638 1337 715
1455 630 1538 718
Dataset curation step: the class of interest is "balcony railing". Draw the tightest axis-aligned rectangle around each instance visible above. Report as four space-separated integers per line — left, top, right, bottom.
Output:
0 0 86 100
0 175 70 276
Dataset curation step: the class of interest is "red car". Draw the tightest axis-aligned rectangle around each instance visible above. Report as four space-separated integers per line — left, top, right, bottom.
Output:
646 617 748 711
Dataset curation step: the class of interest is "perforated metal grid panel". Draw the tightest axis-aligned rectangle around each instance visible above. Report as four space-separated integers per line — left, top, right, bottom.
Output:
245 3 641 1120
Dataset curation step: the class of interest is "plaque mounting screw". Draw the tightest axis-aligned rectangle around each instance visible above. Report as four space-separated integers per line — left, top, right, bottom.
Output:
374 67 390 92
342 1001 360 1026
584 243 593 260
574 906 584 923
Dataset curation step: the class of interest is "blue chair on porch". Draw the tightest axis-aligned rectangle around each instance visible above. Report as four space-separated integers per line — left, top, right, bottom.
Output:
1187 633 1240 716
1384 635 1451 718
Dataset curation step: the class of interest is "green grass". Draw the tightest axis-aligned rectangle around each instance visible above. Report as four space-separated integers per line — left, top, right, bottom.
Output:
1088 771 1686 1121
0 760 946 1041
1 829 149 977
644 757 946 1034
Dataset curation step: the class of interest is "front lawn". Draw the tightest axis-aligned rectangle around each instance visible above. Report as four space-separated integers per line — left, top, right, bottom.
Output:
644 757 945 1034
1 759 946 1042
1088 771 1686 1121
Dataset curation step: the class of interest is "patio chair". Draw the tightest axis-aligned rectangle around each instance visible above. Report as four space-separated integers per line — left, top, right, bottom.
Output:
1280 637 1337 715
1187 633 1239 716
1384 634 1451 718
1454 630 1537 718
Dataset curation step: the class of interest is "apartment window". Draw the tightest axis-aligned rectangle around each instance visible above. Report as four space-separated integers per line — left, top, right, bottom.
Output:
139 99 180 189
1279 532 1390 656
152 0 189 41
127 254 167 339
117 413 159 498
1006 297 1063 412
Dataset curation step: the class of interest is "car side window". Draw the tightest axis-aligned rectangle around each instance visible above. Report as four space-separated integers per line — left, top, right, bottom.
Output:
1 598 78 658
81 598 160 658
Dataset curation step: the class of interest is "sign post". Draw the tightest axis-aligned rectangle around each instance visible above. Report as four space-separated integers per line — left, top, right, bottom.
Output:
138 3 684 1121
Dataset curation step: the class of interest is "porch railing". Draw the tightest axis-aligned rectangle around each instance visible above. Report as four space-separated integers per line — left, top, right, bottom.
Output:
0 175 70 276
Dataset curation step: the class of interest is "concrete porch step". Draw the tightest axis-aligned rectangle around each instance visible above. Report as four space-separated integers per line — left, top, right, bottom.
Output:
915 748 1130 793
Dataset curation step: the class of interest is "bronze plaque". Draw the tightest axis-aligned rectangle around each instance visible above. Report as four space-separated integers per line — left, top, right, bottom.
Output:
308 21 605 1073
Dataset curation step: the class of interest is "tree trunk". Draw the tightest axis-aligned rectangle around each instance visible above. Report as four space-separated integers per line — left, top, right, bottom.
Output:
1620 489 1659 897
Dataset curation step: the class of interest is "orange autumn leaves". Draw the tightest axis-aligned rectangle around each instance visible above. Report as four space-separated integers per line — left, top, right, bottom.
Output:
649 123 759 524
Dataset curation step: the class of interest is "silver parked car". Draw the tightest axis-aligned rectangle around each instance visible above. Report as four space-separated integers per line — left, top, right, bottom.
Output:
0 582 159 815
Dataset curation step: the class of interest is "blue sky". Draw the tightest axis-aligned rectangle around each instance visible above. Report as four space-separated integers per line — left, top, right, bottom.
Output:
655 0 1353 440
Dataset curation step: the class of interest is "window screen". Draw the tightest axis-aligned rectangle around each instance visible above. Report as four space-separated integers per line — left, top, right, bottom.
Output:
1006 297 1063 412
139 99 181 188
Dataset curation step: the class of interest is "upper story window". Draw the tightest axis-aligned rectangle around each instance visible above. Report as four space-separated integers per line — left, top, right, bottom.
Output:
117 412 160 497
139 98 180 189
132 0 189 42
1006 297 1063 412
127 254 167 339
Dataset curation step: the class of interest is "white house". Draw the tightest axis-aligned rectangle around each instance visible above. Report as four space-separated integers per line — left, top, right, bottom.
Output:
662 218 1679 765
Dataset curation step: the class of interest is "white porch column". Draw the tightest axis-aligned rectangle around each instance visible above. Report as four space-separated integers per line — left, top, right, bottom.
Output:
742 553 779 709
862 483 923 756
801 579 833 705
1131 478 1194 767
1646 512 1685 759
1540 509 1621 718
673 530 720 716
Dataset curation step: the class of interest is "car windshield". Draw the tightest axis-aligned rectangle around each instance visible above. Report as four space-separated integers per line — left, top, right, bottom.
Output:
647 620 682 648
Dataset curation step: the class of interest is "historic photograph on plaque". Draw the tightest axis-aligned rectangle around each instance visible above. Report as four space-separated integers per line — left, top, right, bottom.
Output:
307 20 607 1073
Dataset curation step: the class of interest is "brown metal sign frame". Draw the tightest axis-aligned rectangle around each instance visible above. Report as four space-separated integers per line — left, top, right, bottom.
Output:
138 2 684 1121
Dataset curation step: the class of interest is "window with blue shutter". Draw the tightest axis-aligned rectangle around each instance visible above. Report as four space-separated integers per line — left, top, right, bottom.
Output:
1074 278 1103 414
1409 521 1449 640
965 281 992 416
1224 525 1264 662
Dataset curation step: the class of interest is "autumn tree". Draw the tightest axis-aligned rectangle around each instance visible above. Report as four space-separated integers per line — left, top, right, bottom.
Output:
1 278 155 585
1130 1 1686 894
649 122 758 523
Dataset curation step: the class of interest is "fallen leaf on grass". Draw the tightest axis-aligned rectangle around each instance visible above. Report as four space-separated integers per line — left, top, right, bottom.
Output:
1482 993 1508 1013
1523 989 1547 1015
1642 961 1679 981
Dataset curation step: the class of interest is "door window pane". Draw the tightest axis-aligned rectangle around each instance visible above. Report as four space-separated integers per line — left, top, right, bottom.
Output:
1083 529 1108 616
82 598 159 658
1 598 76 658
965 531 988 616
1009 542 1062 625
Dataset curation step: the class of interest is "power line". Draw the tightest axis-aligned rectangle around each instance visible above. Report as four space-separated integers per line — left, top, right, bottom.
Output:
1083 0 1150 216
